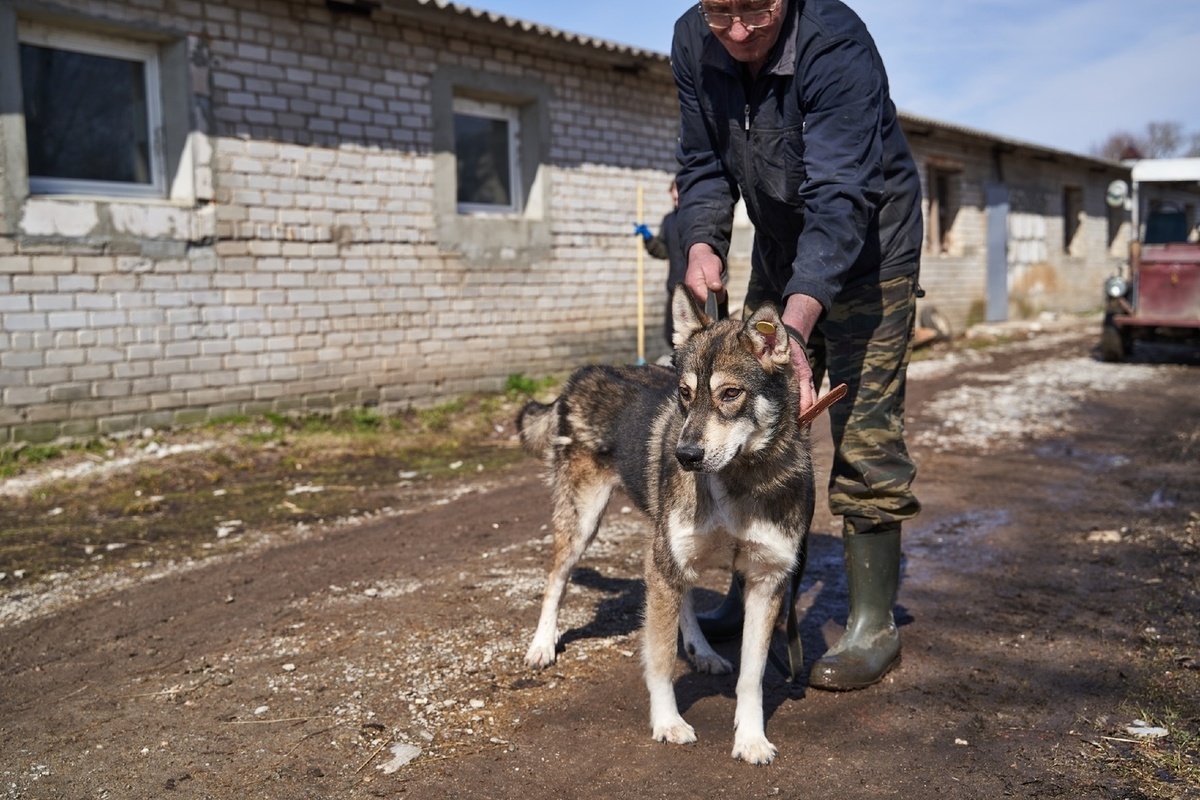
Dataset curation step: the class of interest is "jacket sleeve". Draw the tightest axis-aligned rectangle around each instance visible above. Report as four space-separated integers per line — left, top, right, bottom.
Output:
784 37 887 309
644 217 670 260
671 15 739 263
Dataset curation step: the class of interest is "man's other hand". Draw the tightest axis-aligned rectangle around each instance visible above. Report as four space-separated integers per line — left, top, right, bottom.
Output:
684 243 726 306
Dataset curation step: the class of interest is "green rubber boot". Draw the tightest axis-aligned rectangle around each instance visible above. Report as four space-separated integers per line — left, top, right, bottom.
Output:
809 526 902 691
696 573 744 642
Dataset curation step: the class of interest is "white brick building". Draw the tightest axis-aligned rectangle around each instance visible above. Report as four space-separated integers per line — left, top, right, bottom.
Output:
0 0 1164 443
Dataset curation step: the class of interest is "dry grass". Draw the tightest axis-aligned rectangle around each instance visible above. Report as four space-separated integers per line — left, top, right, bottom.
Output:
0 386 548 585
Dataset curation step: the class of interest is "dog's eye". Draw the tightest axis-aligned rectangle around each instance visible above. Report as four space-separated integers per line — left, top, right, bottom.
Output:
678 386 692 403
721 387 742 402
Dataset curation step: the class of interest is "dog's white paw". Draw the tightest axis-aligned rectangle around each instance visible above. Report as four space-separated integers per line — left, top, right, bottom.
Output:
732 735 777 765
691 651 733 675
524 641 557 669
652 717 697 745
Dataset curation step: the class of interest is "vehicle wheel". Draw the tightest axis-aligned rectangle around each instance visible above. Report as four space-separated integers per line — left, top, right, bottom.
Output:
919 306 953 341
1100 323 1126 362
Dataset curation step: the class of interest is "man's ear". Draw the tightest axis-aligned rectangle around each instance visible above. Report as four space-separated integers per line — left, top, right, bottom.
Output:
743 303 790 370
671 284 708 349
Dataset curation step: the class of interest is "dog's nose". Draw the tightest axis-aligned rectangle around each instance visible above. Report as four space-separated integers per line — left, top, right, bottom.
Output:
676 443 705 470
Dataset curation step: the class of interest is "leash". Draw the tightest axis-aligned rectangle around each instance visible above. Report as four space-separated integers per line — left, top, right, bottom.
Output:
704 290 721 321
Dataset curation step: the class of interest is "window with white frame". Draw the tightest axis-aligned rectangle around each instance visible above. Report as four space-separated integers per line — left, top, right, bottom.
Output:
453 96 521 214
429 66 551 261
19 24 166 198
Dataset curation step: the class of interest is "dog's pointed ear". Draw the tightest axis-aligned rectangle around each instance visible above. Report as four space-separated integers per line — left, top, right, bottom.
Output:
671 284 708 350
743 303 791 370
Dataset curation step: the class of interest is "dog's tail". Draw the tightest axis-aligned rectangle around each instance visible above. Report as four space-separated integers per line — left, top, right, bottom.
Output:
516 399 560 459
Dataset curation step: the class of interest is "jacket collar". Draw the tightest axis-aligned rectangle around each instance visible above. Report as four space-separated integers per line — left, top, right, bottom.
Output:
698 0 800 78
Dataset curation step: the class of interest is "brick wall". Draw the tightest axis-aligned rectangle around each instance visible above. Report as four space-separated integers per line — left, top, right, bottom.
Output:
910 126 1128 332
0 0 680 443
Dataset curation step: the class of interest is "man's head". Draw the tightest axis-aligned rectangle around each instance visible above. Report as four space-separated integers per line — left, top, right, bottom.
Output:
698 0 785 72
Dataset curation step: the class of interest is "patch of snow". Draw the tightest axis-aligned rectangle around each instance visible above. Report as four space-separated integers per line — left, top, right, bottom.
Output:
913 356 1164 452
0 441 219 497
378 743 421 773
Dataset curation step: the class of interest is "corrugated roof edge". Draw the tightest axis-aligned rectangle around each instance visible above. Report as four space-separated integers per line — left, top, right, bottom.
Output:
898 109 1127 170
409 0 671 63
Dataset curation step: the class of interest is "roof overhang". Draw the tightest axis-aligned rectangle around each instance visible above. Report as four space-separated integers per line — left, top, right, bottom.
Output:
1130 158 1200 185
898 110 1127 173
364 0 673 79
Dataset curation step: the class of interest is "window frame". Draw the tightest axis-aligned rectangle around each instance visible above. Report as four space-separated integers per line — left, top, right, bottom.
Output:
18 21 168 200
430 65 553 265
453 96 523 216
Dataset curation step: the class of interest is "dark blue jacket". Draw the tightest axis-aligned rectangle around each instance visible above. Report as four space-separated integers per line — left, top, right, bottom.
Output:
671 0 922 311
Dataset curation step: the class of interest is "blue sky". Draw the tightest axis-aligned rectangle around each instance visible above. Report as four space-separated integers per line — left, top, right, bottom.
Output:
462 0 1200 157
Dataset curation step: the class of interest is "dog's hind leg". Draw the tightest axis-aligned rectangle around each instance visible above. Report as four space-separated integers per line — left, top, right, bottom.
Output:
730 575 786 765
524 469 616 669
679 590 733 675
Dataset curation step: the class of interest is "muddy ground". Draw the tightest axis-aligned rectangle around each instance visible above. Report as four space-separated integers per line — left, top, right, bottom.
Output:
1 318 1198 800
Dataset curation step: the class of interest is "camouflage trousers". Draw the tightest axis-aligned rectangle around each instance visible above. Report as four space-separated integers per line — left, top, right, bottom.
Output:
745 273 921 536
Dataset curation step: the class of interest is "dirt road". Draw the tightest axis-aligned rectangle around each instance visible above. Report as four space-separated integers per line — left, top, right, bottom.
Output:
1 319 1198 799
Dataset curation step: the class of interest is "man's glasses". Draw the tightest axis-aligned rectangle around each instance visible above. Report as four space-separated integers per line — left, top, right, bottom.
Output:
698 0 782 31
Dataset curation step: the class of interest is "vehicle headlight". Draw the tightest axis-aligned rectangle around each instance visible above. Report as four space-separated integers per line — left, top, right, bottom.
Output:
1105 276 1128 299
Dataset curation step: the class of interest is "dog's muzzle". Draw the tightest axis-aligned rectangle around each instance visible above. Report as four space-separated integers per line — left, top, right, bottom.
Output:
676 443 705 471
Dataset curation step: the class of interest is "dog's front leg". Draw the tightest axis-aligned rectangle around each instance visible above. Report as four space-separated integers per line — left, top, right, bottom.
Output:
643 561 696 745
730 576 786 765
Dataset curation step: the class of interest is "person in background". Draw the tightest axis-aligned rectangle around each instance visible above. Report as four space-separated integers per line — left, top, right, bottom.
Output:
635 179 727 353
672 0 924 691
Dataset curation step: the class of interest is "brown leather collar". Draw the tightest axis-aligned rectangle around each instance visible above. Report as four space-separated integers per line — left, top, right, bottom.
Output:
799 383 848 427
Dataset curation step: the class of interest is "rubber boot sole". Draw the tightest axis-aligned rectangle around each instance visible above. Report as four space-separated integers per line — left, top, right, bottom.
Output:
809 650 901 691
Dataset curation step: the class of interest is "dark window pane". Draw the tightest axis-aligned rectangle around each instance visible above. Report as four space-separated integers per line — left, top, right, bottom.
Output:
20 43 152 185
454 113 512 207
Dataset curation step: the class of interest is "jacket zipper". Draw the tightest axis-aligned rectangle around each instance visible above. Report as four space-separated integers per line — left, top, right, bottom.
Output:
741 98 760 227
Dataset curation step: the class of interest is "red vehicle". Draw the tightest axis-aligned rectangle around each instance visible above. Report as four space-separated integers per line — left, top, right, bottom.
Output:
1101 158 1200 362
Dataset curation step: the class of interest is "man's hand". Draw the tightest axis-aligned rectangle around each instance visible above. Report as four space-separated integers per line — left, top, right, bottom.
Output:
790 344 817 418
782 293 824 419
633 223 653 242
684 243 726 306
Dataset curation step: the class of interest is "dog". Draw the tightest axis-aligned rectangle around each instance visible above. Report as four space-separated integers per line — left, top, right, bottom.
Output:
517 285 814 765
